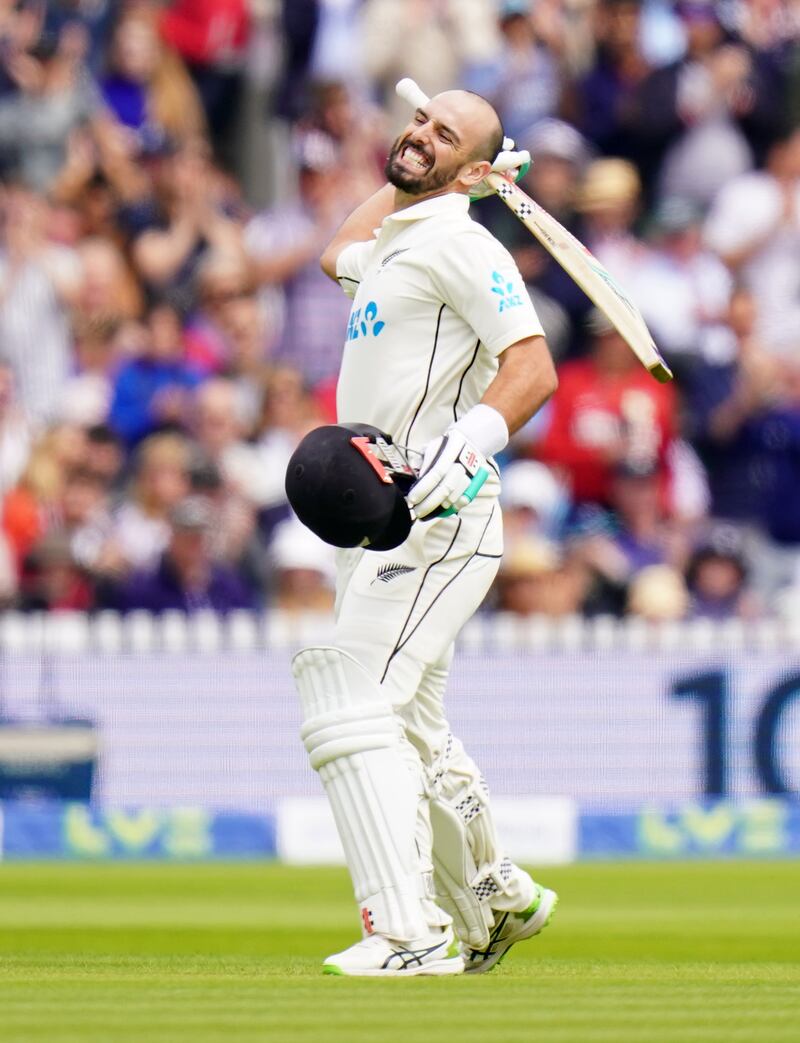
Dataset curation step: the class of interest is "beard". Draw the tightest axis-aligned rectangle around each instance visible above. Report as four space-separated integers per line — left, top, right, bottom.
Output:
384 134 455 195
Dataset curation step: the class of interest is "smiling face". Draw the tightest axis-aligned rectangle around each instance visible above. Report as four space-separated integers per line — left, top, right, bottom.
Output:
384 91 502 198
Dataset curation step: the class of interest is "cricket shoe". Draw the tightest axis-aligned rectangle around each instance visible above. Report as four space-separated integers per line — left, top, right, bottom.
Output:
322 926 464 977
462 886 558 974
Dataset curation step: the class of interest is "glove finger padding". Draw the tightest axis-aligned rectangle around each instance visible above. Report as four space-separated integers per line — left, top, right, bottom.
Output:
469 147 531 202
407 432 489 520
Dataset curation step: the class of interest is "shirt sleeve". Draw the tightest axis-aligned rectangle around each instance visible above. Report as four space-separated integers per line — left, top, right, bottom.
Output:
430 227 545 356
336 239 377 299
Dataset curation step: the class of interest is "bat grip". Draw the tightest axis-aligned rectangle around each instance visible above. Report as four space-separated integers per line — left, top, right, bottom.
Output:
395 78 430 109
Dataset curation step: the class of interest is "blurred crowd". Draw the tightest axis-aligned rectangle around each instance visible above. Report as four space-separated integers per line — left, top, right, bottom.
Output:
2 0 800 623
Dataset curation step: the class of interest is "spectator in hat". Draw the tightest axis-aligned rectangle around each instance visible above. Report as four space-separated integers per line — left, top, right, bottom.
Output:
494 535 586 617
565 457 691 616
626 563 689 621
575 157 650 294
499 459 569 543
270 515 336 614
685 524 758 620
109 494 256 614
608 458 676 572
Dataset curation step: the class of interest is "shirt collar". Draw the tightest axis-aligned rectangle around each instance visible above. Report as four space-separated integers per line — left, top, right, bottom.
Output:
381 192 470 225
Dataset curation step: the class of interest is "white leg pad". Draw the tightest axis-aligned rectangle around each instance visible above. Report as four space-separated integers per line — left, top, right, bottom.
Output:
427 733 535 949
293 646 428 942
397 733 452 932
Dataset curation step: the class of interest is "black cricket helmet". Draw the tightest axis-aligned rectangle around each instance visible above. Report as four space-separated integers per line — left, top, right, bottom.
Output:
285 423 415 551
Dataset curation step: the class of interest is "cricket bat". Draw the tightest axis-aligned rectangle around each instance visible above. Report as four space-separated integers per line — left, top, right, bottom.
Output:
395 79 673 383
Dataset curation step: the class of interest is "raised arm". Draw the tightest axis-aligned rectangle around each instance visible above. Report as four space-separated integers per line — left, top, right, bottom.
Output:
320 184 396 280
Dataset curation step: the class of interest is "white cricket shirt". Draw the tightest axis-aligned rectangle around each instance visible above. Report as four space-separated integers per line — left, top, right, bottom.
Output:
335 193 544 457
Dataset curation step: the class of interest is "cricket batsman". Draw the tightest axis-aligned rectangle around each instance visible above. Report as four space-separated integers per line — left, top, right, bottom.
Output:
287 85 559 976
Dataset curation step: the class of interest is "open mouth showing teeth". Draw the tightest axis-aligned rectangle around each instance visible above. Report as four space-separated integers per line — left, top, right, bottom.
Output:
400 143 432 172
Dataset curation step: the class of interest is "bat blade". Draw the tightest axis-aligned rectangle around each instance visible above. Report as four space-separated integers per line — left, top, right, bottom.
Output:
486 172 673 382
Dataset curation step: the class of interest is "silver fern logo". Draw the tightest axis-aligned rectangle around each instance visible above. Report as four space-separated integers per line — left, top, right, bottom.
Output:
372 563 416 585
380 248 409 268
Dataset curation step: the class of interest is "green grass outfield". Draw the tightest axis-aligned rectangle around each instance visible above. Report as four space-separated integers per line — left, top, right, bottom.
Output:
0 860 797 1043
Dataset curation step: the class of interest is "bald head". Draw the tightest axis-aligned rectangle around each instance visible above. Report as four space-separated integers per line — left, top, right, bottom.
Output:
434 90 504 164
385 89 504 198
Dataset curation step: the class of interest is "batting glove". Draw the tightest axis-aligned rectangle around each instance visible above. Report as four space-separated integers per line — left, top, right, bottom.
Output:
469 138 531 202
407 404 508 520
407 431 490 520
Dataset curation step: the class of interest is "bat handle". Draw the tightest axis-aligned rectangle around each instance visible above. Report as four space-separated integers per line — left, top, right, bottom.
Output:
396 78 430 110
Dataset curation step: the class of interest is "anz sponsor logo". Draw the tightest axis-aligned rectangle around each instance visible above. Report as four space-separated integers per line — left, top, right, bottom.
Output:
490 270 524 313
346 300 385 341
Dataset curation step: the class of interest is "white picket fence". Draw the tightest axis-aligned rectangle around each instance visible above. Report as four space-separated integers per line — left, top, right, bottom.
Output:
0 609 797 653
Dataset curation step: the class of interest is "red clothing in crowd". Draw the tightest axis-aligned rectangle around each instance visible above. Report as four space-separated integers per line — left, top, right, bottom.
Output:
159 0 249 66
537 357 676 504
2 487 44 569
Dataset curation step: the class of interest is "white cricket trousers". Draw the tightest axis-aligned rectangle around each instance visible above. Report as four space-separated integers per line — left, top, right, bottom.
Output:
331 496 535 931
333 498 502 710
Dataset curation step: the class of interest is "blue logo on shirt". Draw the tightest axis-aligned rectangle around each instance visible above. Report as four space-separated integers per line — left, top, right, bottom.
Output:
346 300 385 341
490 270 523 313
